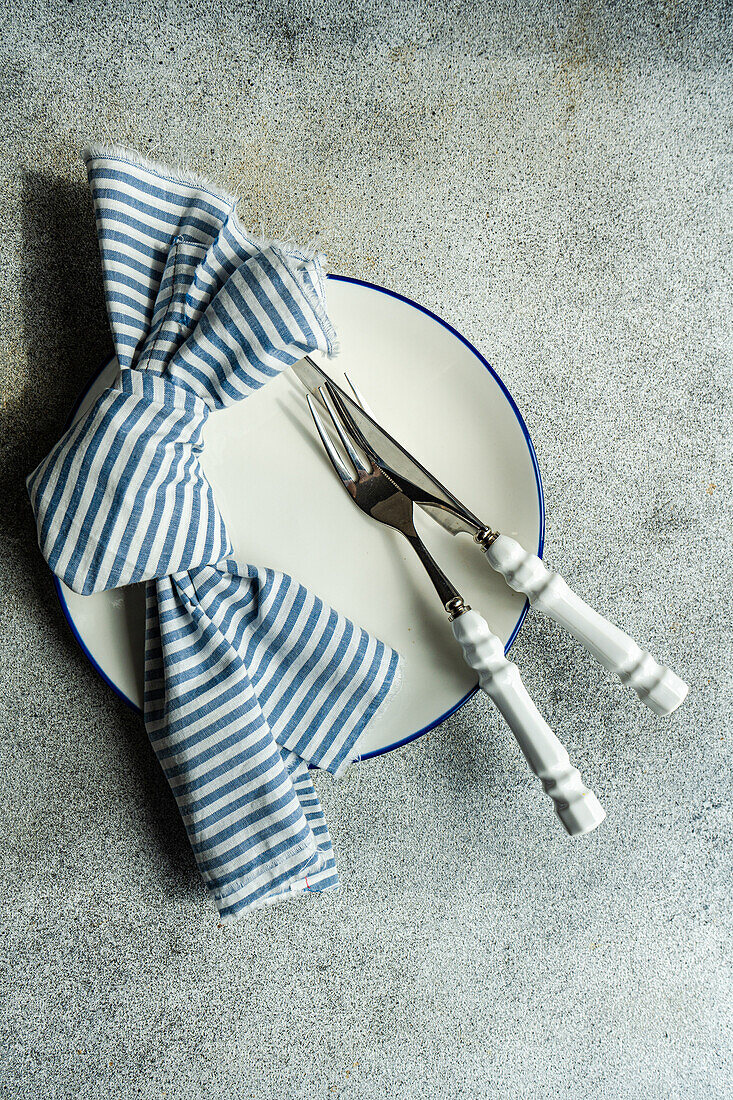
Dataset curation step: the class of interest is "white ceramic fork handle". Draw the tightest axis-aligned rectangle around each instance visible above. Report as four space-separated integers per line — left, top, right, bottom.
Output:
483 536 688 716
452 610 605 836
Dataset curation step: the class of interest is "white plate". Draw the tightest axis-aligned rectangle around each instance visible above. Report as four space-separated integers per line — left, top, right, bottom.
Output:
55 276 544 758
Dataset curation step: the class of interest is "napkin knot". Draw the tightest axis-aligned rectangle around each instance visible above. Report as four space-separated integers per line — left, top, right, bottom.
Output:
29 369 222 594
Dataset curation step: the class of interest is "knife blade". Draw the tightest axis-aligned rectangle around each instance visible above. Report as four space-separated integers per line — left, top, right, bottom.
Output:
292 356 491 541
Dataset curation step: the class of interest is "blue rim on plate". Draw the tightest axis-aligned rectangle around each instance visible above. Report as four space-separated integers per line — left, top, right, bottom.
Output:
53 273 545 760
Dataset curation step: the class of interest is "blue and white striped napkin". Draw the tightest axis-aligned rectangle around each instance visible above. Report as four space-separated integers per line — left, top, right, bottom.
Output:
27 146 399 922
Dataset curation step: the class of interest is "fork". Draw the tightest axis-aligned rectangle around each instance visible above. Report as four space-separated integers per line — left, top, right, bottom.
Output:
307 385 606 837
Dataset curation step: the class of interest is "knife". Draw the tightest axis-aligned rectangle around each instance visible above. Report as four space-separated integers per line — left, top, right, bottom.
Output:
292 355 688 717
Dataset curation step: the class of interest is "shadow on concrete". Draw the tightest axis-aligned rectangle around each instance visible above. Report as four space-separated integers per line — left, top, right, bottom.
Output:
2 170 196 888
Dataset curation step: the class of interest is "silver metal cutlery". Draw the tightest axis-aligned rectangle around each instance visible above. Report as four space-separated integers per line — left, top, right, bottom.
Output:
306 379 606 837
294 356 688 719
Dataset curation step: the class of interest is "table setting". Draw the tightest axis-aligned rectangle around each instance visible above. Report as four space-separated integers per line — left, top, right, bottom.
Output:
5 4 731 1094
27 144 688 924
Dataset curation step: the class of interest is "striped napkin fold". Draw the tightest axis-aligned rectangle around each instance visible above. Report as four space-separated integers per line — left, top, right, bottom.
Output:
27 146 400 922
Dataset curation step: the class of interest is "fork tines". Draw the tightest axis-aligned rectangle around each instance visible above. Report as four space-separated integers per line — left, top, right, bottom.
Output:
306 388 371 484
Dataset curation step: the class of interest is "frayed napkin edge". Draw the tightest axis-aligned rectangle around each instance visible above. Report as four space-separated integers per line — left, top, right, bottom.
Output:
331 655 404 779
82 142 329 265
213 834 327 925
83 141 241 206
82 141 340 358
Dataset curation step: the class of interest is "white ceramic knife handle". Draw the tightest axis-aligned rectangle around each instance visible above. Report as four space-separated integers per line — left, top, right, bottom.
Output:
484 535 688 716
451 610 605 836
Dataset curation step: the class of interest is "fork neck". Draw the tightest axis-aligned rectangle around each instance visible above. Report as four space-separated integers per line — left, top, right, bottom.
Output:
401 531 466 616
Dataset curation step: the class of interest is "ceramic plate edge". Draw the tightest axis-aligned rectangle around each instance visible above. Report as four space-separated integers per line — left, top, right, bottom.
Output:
52 273 546 759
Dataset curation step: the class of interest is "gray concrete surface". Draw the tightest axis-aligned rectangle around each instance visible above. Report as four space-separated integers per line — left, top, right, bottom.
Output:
1 2 731 1098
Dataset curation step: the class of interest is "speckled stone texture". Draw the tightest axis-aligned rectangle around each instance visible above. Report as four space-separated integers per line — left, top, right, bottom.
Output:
1 2 731 1098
